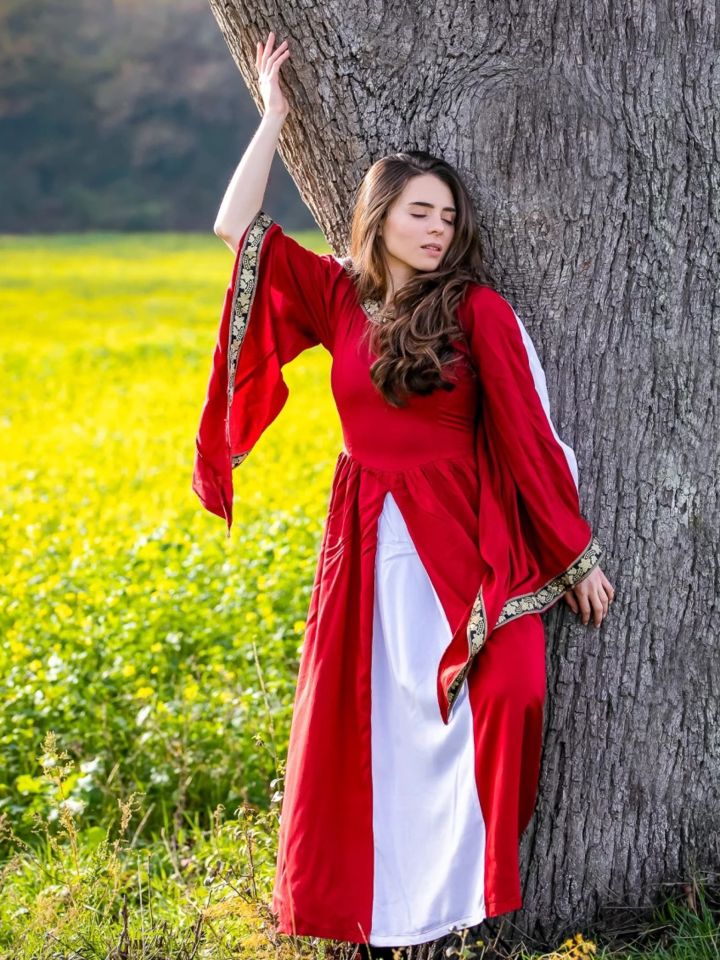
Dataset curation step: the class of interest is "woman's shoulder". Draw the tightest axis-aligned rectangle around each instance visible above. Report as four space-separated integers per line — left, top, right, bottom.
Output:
462 281 511 311
457 281 516 336
255 214 349 280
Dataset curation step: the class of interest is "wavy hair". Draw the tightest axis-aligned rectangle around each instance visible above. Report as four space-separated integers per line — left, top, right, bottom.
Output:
346 150 493 407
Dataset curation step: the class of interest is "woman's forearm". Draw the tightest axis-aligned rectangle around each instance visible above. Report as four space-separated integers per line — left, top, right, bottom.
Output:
213 109 288 252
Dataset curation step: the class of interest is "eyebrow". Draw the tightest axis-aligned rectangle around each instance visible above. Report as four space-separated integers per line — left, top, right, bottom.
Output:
407 201 457 213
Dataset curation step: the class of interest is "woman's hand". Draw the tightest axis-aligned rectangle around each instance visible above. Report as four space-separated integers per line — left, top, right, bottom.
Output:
563 565 615 628
256 31 291 120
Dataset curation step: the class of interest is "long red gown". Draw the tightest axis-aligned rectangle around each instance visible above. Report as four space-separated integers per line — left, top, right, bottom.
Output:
192 210 603 946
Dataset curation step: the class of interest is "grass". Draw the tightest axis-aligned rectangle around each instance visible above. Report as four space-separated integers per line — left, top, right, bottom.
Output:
0 231 716 959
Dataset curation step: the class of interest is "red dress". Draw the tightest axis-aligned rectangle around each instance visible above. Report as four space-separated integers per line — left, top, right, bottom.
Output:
192 211 602 946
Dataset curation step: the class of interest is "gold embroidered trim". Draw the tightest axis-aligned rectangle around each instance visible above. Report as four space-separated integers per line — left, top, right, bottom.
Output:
467 583 488 657
361 297 393 324
446 659 473 710
226 209 275 470
496 534 603 627
447 585 487 709
338 259 392 324
446 533 603 712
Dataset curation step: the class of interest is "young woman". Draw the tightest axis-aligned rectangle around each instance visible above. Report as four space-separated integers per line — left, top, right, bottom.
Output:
193 30 615 960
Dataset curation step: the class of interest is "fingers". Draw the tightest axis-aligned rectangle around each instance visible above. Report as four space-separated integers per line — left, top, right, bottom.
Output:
576 589 593 626
563 563 617 629
258 31 289 75
260 30 276 64
573 581 611 628
601 571 615 601
267 47 291 79
564 590 579 613
597 585 610 621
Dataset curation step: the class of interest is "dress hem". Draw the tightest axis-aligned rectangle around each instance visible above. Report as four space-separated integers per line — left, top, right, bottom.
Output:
366 907 487 946
484 894 523 916
272 895 523 945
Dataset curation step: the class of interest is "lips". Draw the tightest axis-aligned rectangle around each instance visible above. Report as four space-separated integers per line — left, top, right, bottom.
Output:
422 244 442 253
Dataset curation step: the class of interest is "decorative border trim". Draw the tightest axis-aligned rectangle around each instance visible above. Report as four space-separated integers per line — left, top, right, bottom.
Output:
226 210 275 469
338 257 391 324
446 533 603 712
467 582 488 657
446 658 473 712
496 533 603 628
447 585 487 709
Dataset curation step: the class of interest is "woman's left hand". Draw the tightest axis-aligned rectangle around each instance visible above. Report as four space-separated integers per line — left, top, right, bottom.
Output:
563 565 615 628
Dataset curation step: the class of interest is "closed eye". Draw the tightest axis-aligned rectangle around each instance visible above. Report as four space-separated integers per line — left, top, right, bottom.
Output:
410 214 455 225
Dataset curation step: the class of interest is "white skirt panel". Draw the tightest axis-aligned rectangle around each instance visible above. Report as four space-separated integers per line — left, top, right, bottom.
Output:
369 490 487 946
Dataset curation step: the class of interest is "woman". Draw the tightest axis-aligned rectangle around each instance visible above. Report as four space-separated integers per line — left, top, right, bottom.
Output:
193 31 615 959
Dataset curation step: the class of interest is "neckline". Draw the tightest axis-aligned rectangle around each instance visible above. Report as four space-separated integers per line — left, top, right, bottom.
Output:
361 298 384 321
338 257 393 324
361 297 395 324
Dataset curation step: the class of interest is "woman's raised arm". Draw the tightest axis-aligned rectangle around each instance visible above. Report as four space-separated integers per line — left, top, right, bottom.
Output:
213 31 291 252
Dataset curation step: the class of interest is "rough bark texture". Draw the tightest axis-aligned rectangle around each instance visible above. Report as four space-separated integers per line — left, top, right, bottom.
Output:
207 0 720 947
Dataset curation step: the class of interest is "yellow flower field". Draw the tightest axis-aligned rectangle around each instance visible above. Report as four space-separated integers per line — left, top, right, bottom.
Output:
0 230 342 840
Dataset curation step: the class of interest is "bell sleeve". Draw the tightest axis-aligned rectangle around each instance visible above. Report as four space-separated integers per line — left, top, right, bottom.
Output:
191 209 343 536
466 285 603 626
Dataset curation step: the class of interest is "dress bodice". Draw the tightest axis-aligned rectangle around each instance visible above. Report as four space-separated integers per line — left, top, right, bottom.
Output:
330 295 479 472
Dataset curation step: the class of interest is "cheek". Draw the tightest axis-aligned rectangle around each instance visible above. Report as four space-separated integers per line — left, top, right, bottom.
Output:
383 216 438 259
392 218 421 246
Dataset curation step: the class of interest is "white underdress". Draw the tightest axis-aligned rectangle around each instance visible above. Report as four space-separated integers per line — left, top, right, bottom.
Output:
368 490 488 946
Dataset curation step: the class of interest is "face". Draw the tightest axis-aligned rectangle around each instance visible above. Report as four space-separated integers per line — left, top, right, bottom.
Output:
378 173 456 275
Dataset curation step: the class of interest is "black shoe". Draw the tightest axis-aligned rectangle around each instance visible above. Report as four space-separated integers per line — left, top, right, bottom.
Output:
356 946 403 960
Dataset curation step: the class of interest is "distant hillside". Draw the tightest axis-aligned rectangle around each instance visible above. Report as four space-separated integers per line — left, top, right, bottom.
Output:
0 0 309 232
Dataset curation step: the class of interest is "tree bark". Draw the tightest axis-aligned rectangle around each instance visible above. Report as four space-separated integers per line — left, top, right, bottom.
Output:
208 0 720 946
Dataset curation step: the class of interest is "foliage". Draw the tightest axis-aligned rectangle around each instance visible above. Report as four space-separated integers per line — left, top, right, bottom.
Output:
0 731 314 958
0 0 304 231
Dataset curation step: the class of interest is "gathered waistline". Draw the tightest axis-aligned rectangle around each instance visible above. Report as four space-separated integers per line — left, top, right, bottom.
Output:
338 446 476 475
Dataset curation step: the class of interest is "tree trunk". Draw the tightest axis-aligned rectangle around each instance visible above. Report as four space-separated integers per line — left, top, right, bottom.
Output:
207 0 720 946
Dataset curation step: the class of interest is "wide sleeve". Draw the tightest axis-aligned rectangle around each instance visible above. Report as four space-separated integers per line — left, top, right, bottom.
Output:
191 209 344 536
465 284 603 616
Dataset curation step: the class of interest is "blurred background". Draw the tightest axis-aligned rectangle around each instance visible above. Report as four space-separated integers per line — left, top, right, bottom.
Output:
0 0 310 233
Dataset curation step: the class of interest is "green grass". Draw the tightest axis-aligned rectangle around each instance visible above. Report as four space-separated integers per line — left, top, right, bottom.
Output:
0 232 716 959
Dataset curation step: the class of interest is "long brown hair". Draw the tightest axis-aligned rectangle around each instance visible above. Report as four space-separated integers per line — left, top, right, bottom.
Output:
346 150 492 408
